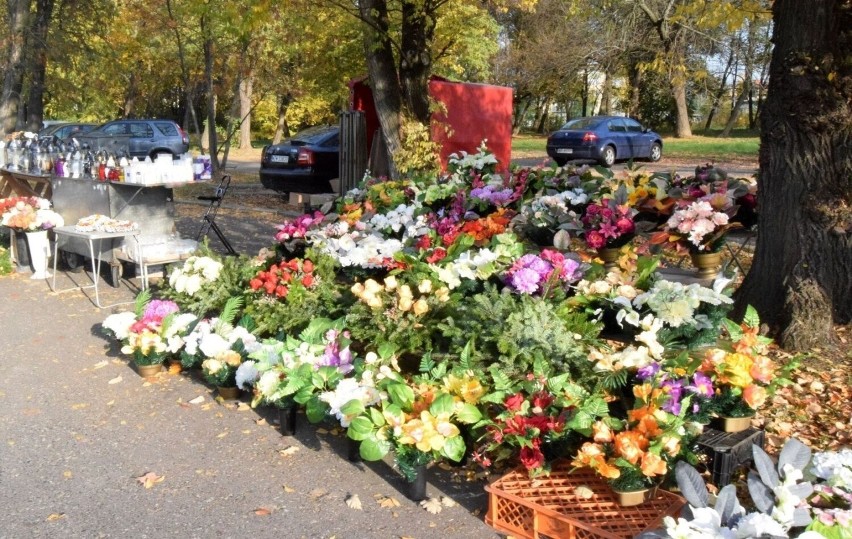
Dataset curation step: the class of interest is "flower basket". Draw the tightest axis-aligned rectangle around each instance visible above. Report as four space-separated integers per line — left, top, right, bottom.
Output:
217 386 240 400
485 462 684 539
690 250 723 278
713 413 754 433
596 247 620 269
136 363 162 379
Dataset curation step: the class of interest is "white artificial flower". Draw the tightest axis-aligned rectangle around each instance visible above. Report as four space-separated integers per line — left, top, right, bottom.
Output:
199 333 230 358
102 311 137 340
256 370 281 399
735 512 788 538
235 360 259 390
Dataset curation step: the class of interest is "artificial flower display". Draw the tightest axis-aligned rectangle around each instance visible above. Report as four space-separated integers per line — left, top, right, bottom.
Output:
168 255 223 297
0 196 64 231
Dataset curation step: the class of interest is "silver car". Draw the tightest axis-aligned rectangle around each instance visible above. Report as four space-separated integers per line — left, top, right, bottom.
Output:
77 119 190 158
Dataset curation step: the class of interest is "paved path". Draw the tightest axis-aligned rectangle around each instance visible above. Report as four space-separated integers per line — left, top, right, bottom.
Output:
0 271 498 538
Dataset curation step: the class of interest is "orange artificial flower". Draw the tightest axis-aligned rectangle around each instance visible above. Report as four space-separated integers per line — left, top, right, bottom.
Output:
640 452 668 477
614 431 649 465
635 415 662 439
750 355 776 384
592 421 614 443
742 385 768 409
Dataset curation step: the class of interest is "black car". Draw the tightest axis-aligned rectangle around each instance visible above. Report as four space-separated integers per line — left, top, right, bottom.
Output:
38 122 97 143
546 116 663 167
260 125 339 194
77 119 189 158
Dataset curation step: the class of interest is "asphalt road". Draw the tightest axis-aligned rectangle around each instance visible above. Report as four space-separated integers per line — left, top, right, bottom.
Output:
0 272 499 538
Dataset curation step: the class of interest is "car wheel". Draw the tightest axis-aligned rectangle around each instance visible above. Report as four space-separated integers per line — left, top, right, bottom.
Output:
649 142 662 162
599 146 616 167
553 156 568 167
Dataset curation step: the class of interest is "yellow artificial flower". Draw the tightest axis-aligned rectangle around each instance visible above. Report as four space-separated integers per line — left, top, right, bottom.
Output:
412 298 429 316
434 287 450 302
418 279 433 294
721 352 754 388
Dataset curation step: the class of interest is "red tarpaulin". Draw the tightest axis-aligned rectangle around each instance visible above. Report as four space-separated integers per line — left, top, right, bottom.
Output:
349 77 513 173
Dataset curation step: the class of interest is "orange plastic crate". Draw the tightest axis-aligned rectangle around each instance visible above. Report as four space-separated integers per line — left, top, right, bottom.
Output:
485 461 685 539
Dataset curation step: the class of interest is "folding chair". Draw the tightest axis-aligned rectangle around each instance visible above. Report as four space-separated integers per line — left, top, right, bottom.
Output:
196 174 237 255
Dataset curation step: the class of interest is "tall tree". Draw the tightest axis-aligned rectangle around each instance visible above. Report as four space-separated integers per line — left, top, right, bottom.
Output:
1 0 29 133
736 0 852 351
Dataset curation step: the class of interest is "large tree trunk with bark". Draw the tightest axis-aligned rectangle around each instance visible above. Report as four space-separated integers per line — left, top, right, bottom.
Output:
671 79 692 138
25 0 54 131
735 0 852 351
359 0 402 179
202 18 219 173
238 69 253 149
1 0 29 134
399 1 434 125
272 93 291 144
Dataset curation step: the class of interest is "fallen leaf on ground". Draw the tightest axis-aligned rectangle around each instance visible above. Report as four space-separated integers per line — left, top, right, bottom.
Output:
316 427 329 434
378 496 401 508
63 470 73 479
167 363 182 374
254 508 271 516
255 418 268 426
108 376 122 385
283 485 296 493
71 403 88 410
135 472 165 489
309 488 328 499
421 497 442 514
345 494 362 510
440 496 457 507
46 513 66 521
106 400 115 406
188 396 205 405
93 360 108 369
279 446 299 457
236 402 251 411
216 431 228 439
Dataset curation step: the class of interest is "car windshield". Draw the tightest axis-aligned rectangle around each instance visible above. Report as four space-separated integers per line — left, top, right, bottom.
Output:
560 117 602 130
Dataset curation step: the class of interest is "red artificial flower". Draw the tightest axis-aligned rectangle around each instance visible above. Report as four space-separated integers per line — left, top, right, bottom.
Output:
302 260 314 273
249 278 262 290
275 285 288 298
263 281 276 294
519 443 545 471
531 391 554 411
301 274 314 287
416 235 432 251
504 393 525 412
426 248 447 264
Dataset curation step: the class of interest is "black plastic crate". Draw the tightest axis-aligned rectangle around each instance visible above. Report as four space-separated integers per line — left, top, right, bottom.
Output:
697 427 765 486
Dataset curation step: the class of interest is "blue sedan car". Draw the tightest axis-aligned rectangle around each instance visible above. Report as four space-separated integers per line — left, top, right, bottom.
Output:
546 116 663 167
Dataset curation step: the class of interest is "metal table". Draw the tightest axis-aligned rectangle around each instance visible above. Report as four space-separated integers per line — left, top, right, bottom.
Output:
50 226 141 308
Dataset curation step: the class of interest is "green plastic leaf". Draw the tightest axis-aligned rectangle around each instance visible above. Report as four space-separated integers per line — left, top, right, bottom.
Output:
305 398 329 424
359 436 391 461
134 289 152 318
339 399 366 418
348 416 375 441
455 403 482 424
441 435 466 462
675 461 710 508
752 445 780 488
429 393 455 416
369 406 386 427
387 382 414 409
743 305 760 328
778 437 812 474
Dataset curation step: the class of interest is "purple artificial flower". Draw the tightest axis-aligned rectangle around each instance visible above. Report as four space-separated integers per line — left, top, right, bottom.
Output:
510 267 542 294
143 299 179 324
661 379 685 415
686 372 714 398
636 362 660 381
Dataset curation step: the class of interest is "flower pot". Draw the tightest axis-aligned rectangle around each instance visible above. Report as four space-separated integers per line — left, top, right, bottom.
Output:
25 229 51 279
716 415 753 433
407 465 428 501
347 437 362 462
13 231 30 272
217 386 240 400
136 363 162 378
597 247 620 270
690 251 722 278
611 486 655 507
278 406 297 436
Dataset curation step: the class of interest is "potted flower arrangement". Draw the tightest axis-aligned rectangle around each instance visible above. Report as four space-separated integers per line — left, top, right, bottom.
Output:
274 210 326 258
346 356 483 500
474 370 611 479
652 198 742 277
0 195 64 278
571 370 689 506
250 317 360 434
695 306 795 432
101 291 197 378
580 191 637 269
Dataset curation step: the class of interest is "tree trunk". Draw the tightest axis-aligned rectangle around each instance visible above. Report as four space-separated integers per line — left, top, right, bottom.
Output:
25 0 54 132
513 96 531 134
359 0 402 179
238 69 253 149
581 68 589 116
202 18 219 172
735 0 852 351
536 98 550 133
671 79 692 138
1 0 29 134
719 78 750 137
166 0 201 140
123 68 139 118
273 93 291 144
600 69 611 115
399 0 434 125
626 59 643 120
704 44 735 132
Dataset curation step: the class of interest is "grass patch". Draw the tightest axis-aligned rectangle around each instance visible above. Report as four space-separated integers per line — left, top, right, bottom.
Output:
510 132 759 162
